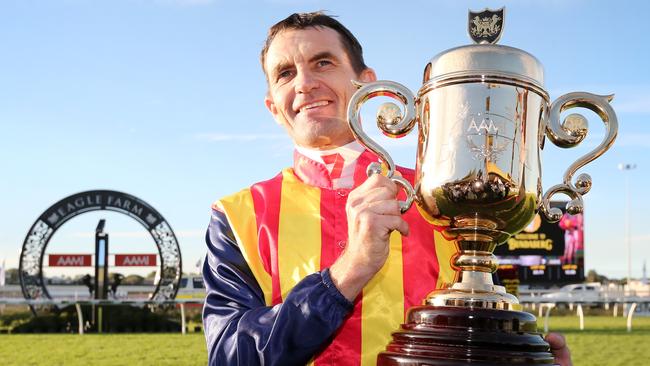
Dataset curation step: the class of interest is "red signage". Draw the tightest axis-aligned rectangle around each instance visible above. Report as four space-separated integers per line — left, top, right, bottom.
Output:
115 254 157 267
49 254 92 267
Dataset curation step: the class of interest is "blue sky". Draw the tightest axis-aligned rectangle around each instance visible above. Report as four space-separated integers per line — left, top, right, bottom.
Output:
1 0 648 279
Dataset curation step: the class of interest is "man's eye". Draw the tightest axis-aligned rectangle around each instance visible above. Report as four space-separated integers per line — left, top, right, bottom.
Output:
277 70 293 80
316 60 333 67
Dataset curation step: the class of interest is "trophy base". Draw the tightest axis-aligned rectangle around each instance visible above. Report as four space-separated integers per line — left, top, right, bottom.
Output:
377 306 556 366
424 271 519 309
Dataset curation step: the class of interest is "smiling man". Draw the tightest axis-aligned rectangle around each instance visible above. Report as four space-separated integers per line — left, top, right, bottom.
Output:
262 26 376 151
202 12 572 366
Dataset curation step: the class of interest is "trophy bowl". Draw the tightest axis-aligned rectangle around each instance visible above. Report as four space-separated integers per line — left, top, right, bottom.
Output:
347 8 617 365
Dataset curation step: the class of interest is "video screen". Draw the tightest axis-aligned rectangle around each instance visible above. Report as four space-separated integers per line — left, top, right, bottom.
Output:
495 201 584 286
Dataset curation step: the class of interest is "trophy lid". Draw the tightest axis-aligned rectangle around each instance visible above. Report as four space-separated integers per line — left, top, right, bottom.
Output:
422 8 545 89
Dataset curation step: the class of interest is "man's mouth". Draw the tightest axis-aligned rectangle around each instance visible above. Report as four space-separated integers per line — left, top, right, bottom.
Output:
297 100 331 113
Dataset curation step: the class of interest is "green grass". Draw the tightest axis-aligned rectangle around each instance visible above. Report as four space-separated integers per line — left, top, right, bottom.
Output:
0 333 207 366
0 316 649 365
538 315 650 366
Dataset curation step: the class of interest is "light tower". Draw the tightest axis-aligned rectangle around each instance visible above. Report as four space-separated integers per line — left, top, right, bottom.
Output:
618 163 636 288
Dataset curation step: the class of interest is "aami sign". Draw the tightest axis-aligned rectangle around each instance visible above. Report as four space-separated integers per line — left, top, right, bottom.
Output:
49 254 92 267
115 254 157 267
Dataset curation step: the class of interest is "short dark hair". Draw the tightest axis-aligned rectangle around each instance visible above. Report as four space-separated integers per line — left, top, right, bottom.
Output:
260 11 368 78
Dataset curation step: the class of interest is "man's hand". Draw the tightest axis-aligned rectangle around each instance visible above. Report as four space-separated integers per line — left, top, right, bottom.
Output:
329 173 408 301
546 332 572 366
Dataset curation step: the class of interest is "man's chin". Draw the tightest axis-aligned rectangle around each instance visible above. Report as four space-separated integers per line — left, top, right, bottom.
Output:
294 131 356 150
296 116 332 125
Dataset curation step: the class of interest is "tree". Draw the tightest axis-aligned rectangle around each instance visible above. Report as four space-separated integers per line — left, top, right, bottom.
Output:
122 274 145 285
586 269 608 283
5 268 19 284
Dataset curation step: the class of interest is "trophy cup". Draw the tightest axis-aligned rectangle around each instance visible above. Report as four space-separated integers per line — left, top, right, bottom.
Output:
347 8 618 365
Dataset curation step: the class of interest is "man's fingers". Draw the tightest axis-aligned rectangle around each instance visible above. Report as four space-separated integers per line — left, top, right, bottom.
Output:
365 200 401 216
367 209 409 236
545 333 572 366
394 217 409 236
386 215 409 236
546 332 566 350
358 173 398 194
354 186 399 205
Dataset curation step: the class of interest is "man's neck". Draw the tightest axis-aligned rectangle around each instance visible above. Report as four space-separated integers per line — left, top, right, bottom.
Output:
295 141 365 189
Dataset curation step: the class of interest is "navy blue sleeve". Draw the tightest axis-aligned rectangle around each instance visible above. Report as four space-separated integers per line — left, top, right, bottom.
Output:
202 209 354 366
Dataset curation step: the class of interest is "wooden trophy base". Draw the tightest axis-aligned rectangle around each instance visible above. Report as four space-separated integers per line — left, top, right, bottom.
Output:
377 306 556 365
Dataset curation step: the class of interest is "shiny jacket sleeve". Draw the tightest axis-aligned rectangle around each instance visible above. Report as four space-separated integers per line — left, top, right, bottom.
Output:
202 208 354 366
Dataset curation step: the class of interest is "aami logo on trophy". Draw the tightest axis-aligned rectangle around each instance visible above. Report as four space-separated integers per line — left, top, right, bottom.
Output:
464 111 510 161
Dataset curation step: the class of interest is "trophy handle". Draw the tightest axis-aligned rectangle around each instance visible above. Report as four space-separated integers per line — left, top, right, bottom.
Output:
347 80 417 213
540 92 618 222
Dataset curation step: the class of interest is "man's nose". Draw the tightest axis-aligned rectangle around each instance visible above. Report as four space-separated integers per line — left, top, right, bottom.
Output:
294 69 319 94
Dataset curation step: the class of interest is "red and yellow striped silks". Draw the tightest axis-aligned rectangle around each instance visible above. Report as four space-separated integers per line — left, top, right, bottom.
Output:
215 167 458 366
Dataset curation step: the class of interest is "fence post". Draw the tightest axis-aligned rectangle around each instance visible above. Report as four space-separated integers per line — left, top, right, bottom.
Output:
180 303 186 335
544 304 554 333
576 304 584 330
627 303 638 332
75 303 84 335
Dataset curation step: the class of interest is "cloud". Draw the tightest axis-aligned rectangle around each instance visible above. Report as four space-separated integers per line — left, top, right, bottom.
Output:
550 85 650 116
577 131 650 149
195 131 419 150
174 230 205 238
195 124 650 151
262 0 321 5
617 133 650 148
631 234 650 243
614 93 650 114
71 231 148 239
156 0 215 6
70 229 204 239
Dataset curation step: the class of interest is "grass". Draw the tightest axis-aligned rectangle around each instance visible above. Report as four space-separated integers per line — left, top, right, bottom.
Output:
0 333 207 366
0 316 649 365
539 315 650 366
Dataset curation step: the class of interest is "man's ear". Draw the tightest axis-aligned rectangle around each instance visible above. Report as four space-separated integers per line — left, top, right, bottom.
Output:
264 94 282 125
359 67 377 83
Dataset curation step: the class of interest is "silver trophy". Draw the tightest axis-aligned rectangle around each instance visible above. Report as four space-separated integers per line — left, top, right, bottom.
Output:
349 8 618 365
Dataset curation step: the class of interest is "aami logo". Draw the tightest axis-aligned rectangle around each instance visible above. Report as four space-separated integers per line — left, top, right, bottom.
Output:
49 254 92 267
115 254 157 267
467 117 498 134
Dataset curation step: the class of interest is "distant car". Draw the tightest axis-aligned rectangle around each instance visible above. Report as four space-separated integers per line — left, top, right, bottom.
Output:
176 276 206 302
541 283 601 306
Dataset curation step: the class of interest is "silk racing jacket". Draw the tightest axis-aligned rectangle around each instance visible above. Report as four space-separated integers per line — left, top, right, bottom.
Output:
202 150 458 366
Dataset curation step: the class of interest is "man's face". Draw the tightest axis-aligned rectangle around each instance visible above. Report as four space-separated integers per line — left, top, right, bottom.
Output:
264 27 376 150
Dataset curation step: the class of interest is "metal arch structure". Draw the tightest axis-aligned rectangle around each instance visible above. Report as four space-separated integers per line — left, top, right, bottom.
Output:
19 190 182 303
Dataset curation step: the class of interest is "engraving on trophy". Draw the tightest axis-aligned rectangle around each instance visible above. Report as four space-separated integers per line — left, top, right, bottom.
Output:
467 116 498 134
457 101 469 120
468 7 505 44
465 112 508 161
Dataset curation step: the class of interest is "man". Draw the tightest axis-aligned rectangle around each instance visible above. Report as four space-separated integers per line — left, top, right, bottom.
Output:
202 12 572 366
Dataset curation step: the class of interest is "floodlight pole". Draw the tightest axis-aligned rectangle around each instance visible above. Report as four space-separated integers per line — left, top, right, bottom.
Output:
618 163 636 290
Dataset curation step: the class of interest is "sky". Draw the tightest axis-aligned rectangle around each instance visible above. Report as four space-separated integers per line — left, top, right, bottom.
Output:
0 0 648 280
